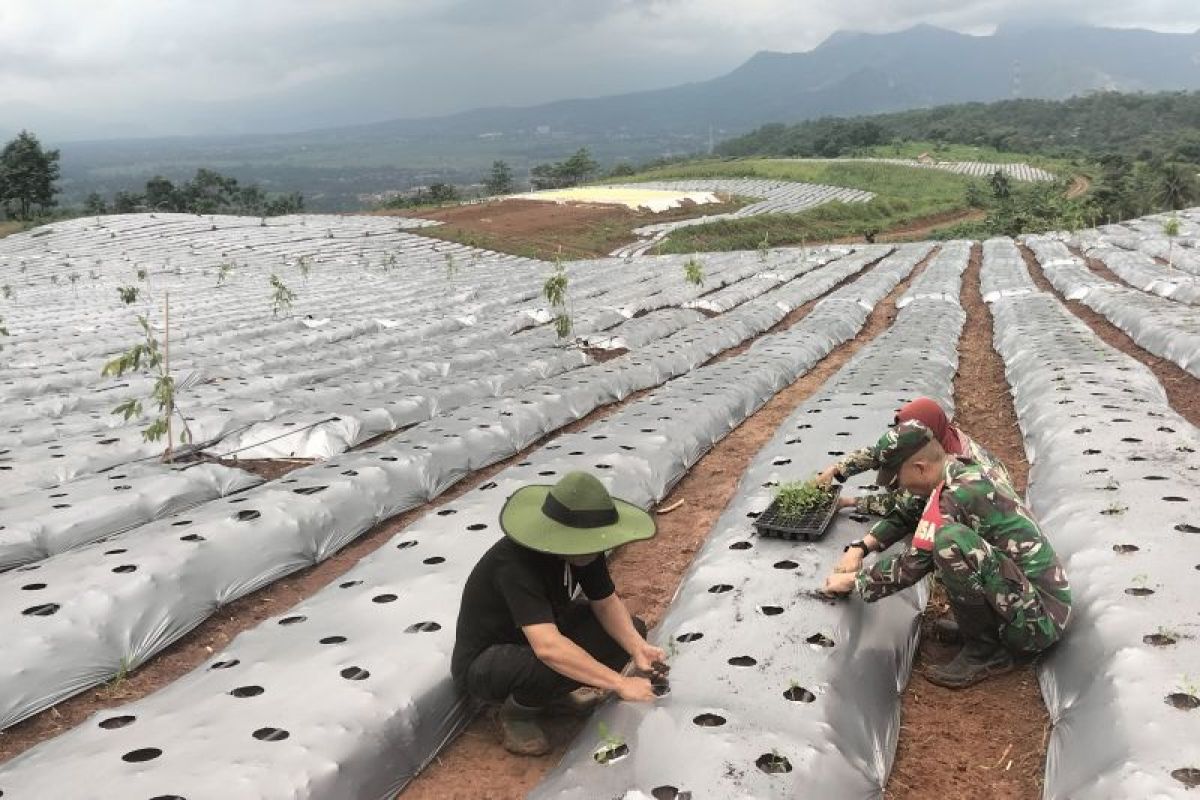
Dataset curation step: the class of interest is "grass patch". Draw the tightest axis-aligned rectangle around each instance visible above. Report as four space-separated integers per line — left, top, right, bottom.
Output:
615 158 978 252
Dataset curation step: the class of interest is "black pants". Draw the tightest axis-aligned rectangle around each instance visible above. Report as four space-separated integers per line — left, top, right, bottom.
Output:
464 604 646 707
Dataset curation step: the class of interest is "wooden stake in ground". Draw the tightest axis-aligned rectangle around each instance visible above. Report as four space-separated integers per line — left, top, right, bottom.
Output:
164 289 172 463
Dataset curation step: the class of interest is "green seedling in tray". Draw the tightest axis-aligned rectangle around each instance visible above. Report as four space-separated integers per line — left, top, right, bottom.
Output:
773 480 835 517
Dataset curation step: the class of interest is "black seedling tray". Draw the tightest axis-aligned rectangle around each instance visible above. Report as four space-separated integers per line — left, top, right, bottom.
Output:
753 484 842 541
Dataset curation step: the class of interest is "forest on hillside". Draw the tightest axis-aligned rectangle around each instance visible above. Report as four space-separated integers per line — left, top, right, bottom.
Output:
718 91 1200 164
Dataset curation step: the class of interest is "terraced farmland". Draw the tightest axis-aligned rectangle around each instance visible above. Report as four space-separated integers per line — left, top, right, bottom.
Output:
0 206 1196 799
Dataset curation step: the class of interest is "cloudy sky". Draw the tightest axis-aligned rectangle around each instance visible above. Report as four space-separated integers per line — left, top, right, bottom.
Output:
2 0 1198 142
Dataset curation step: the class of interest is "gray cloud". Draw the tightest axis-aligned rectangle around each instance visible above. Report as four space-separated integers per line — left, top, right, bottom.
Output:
1 0 1197 141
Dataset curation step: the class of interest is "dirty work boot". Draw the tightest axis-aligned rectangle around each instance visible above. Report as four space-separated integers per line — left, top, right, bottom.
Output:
931 617 962 644
925 604 1014 689
496 697 550 756
545 687 609 717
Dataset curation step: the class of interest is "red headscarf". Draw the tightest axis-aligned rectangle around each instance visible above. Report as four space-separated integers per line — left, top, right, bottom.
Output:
896 397 964 456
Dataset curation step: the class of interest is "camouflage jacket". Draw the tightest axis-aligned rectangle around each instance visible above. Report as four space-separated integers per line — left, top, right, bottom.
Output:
836 430 1017 549
854 459 1071 622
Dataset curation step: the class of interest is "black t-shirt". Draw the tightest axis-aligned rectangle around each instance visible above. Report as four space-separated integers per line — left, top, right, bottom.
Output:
451 537 615 682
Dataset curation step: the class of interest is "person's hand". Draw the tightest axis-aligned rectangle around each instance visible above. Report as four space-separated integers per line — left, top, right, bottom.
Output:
633 642 667 674
837 495 858 510
814 465 838 487
833 547 864 574
616 675 657 703
823 571 856 596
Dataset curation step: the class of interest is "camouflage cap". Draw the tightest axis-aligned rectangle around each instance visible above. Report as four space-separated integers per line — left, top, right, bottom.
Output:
871 420 936 488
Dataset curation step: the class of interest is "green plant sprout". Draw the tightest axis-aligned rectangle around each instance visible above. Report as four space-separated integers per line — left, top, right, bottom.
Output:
773 480 834 516
543 260 573 341
1164 216 1181 268
216 262 234 286
117 286 139 305
1 284 12 301
1132 573 1149 589
683 256 705 287
297 255 311 283
1102 501 1129 516
444 252 457 283
269 273 296 317
757 230 770 263
1178 674 1199 698
597 721 625 750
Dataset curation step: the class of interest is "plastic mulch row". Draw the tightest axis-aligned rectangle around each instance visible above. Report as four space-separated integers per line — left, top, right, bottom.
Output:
752 484 842 541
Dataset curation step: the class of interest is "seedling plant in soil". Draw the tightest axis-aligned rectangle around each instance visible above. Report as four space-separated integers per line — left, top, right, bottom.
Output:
594 721 629 765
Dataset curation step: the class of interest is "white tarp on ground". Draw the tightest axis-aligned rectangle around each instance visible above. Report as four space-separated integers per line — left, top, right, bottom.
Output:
983 241 1200 799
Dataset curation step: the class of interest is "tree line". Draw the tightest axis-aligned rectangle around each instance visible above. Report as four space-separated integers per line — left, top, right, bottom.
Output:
85 168 304 217
0 129 304 222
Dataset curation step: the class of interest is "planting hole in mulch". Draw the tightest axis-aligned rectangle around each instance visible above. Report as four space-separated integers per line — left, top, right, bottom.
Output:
593 742 629 765
676 632 703 643
340 667 370 681
728 656 757 667
708 584 734 594
252 727 289 742
757 605 784 616
121 747 162 763
98 715 136 730
1144 633 1177 646
772 560 799 570
755 752 793 774
728 540 753 550
209 659 239 670
1173 768 1200 787
1167 693 1200 710
651 786 689 800
1113 544 1140 554
229 685 264 698
405 622 441 633
784 686 816 703
1175 524 1200 534
319 636 347 645
805 633 835 648
692 713 726 727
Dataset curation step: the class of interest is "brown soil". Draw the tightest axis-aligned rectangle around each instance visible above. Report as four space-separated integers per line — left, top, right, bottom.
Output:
1022 245 1200 429
886 244 1047 800
401 249 937 800
402 197 747 260
213 457 313 481
821 209 986 247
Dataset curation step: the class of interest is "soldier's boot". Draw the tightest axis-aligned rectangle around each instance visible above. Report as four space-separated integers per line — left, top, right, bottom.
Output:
931 617 962 644
497 697 550 756
925 604 1014 689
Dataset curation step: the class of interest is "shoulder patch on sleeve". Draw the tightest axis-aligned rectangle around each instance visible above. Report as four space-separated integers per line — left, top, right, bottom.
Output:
913 483 945 552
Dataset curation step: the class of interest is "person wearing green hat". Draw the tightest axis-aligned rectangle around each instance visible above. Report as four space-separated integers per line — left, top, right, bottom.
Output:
451 470 667 756
822 420 1071 688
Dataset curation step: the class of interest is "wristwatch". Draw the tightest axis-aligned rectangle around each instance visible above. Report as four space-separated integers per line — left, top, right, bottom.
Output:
844 539 870 557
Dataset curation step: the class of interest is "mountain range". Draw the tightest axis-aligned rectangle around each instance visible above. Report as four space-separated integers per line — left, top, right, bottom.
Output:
51 23 1200 210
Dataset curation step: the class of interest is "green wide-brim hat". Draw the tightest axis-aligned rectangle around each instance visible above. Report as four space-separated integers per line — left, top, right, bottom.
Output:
499 470 656 556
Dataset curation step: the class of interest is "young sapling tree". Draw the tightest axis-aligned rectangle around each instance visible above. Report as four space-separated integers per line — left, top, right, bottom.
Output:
543 259 573 340
117 286 139 305
269 273 296 317
683 256 705 287
101 292 192 459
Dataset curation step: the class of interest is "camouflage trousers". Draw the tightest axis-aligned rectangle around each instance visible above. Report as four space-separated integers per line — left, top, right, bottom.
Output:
932 526 1062 654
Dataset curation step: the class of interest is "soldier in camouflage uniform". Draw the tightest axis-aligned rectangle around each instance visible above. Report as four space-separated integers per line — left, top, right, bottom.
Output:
823 421 1071 688
816 396 1015 518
